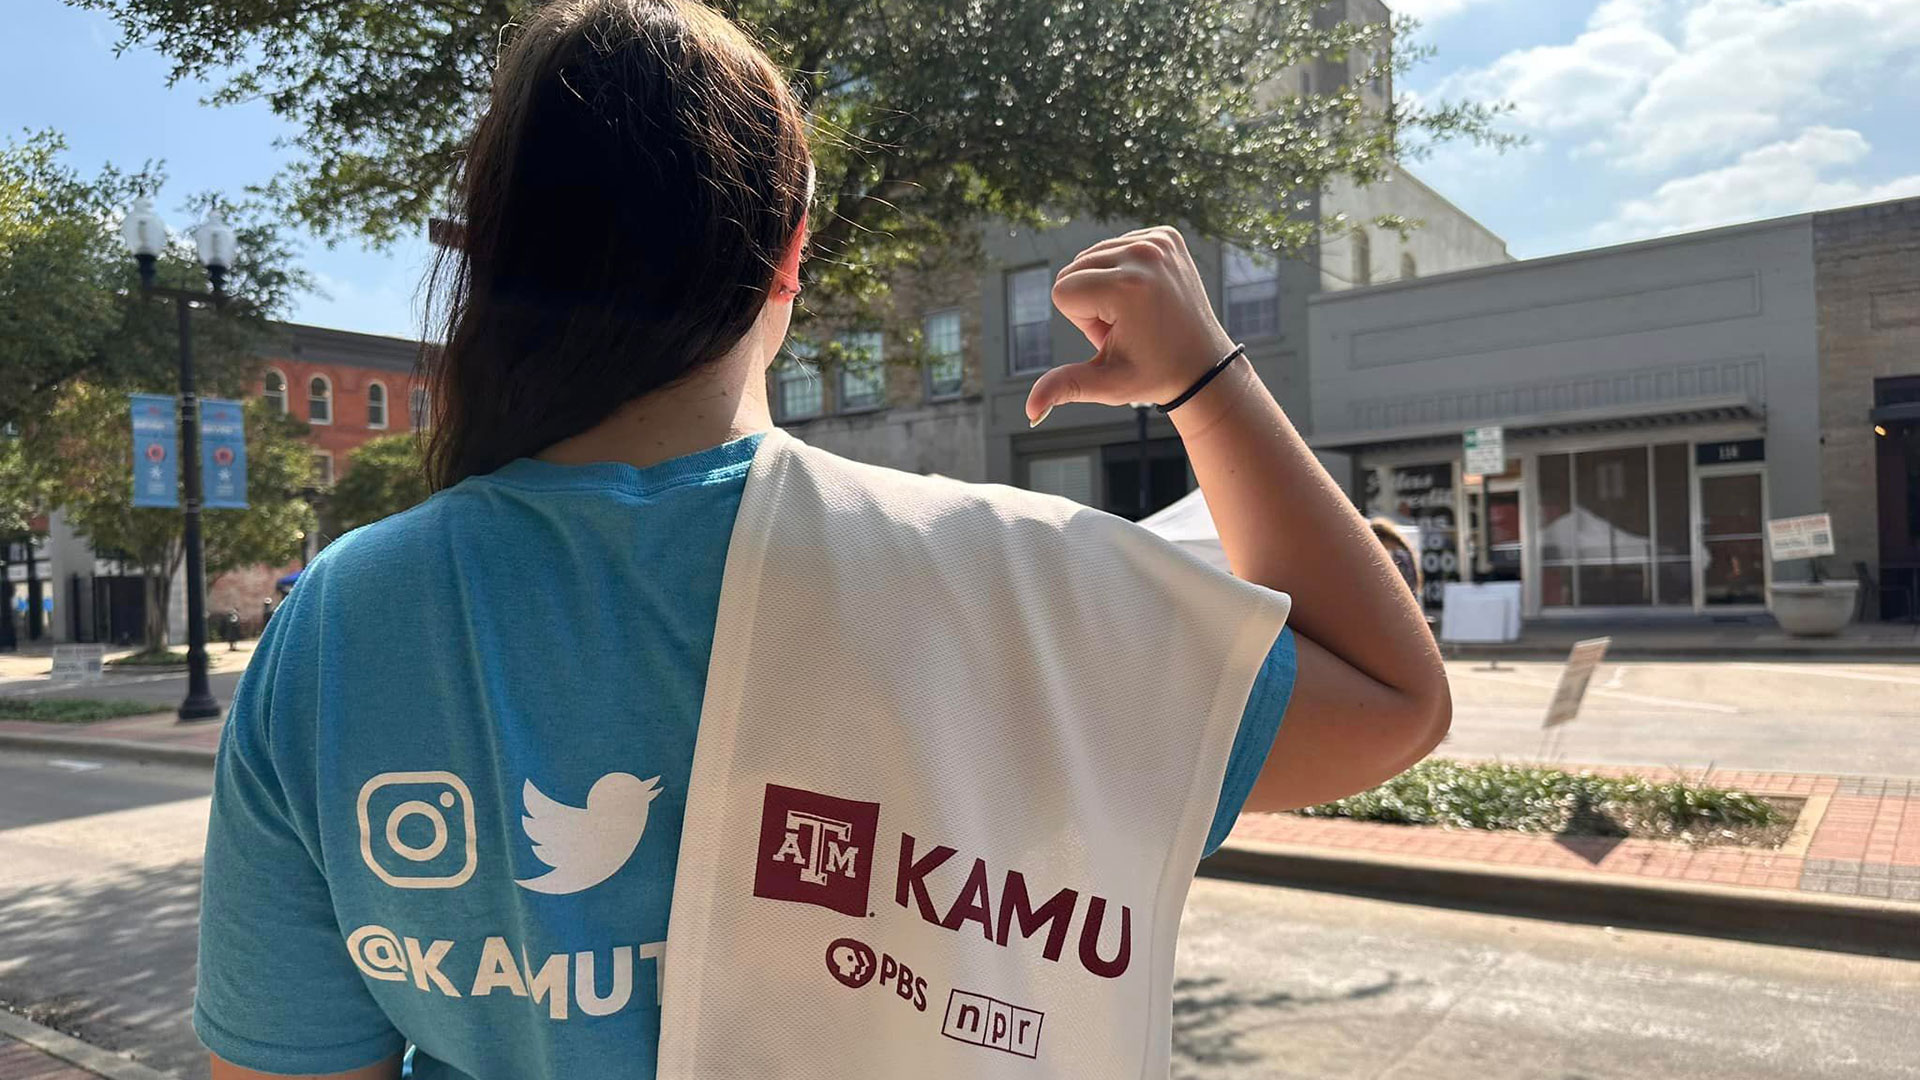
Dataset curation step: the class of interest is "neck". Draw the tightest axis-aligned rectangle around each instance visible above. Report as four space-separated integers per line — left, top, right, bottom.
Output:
538 350 774 471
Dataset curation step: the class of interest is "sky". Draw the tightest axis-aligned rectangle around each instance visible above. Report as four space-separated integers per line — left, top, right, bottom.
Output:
5 0 1918 339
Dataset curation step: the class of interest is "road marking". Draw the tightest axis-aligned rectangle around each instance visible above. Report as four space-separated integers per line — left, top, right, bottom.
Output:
1729 662 1920 687
1448 669 1743 714
47 759 103 772
1601 665 1628 690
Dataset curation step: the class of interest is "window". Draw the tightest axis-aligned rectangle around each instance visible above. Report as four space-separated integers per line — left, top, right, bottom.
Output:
837 331 886 411
263 370 288 414
924 311 964 399
1400 252 1418 280
409 387 431 430
1351 230 1371 286
1538 443 1692 607
1025 451 1095 506
307 375 332 424
1223 245 1279 338
1008 266 1052 374
774 343 823 421
311 451 334 487
366 381 388 429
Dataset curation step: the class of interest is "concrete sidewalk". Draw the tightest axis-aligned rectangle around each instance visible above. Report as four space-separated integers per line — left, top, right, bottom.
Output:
0 1012 173 1080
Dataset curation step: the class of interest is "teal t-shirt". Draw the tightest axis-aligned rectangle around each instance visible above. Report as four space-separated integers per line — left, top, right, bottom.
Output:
194 433 1296 1078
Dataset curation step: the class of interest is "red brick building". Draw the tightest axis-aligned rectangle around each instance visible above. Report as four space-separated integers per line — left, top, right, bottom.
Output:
257 322 426 485
208 322 425 619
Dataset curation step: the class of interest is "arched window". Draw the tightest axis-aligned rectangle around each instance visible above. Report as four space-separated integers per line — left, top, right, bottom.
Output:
308 375 333 424
367 380 388 428
1401 252 1418 280
1351 230 1372 286
263 369 288 414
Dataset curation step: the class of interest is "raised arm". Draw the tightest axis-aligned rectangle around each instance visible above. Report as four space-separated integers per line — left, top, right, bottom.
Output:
1026 226 1450 810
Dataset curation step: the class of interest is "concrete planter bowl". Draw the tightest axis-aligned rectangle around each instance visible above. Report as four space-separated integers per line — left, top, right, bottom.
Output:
1768 580 1860 637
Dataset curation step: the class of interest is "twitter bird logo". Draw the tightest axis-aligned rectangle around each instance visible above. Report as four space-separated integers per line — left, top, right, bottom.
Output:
515 772 662 895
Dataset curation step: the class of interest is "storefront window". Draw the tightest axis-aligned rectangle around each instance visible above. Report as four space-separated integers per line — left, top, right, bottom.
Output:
1537 442 1695 608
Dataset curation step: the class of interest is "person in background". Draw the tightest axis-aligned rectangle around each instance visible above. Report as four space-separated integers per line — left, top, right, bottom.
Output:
1370 517 1424 600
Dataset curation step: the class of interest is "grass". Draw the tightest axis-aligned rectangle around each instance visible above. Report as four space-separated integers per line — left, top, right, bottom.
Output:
106 648 188 667
1296 758 1788 847
0 698 165 723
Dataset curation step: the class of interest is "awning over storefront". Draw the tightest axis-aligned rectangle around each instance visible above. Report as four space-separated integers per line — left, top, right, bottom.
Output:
1307 392 1763 454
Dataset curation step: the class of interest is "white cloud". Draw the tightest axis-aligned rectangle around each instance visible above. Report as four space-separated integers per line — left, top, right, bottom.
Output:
1593 126 1920 241
1435 0 1920 172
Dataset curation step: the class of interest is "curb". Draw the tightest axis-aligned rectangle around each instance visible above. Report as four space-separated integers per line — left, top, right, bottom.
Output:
0 730 217 768
1201 838 1920 960
1444 644 1919 662
0 1008 177 1080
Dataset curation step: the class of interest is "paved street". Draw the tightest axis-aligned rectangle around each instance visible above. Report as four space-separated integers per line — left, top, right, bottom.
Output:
1440 658 1920 778
1176 876 1920 1079
0 750 209 1078
4 746 1918 1079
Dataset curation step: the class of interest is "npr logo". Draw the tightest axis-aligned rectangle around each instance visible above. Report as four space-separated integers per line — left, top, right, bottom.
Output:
753 784 879 917
941 988 1043 1059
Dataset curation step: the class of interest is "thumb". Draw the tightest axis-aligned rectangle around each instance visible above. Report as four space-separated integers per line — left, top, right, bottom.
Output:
1025 357 1129 427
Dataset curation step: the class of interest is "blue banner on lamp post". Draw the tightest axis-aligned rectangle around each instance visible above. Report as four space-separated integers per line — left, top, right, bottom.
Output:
130 392 179 508
200 398 249 509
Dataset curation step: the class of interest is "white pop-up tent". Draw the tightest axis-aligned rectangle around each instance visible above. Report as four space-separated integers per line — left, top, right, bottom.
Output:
1136 488 1230 571
1138 488 1426 576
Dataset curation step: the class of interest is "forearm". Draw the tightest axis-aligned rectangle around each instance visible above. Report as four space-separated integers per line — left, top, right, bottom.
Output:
1171 357 1446 707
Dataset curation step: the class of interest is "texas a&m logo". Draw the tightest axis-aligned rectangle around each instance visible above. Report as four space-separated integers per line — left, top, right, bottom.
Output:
753 784 879 916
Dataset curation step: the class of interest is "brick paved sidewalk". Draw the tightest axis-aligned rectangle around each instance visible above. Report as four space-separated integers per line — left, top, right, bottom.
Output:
1227 761 1920 902
0 712 223 758
0 1035 99 1079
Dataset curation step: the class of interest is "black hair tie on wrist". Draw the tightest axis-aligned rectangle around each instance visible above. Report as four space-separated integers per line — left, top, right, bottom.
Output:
1156 344 1247 413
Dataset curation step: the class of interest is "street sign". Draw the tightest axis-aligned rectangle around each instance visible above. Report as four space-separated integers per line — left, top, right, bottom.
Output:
1767 513 1835 562
50 644 105 682
200 397 250 509
1544 637 1611 728
130 393 179 508
1464 425 1505 477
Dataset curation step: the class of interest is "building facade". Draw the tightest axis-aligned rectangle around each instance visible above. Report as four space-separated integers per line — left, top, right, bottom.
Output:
1815 199 1920 618
1306 197 1919 622
22 322 425 646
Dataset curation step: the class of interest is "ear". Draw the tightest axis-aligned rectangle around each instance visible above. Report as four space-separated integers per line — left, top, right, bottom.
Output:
773 211 807 301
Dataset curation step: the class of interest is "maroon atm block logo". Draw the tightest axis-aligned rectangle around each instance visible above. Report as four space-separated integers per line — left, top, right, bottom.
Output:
752 784 880 917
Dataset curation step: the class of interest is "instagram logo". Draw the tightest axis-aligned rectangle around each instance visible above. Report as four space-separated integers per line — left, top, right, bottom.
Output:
357 771 478 889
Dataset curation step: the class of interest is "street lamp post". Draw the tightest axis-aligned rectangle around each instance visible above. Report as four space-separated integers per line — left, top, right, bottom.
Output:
120 197 237 722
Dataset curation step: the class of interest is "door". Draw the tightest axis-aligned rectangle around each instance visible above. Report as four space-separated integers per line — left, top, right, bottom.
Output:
1697 469 1767 607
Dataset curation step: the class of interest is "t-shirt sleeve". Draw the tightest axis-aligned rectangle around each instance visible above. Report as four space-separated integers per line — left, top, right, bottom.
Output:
1202 627 1298 857
194 592 407 1074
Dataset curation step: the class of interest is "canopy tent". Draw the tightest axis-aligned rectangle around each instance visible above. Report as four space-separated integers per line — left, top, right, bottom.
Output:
1136 489 1229 571
1138 488 1424 573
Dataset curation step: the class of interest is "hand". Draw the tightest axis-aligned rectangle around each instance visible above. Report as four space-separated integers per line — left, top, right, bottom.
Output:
1025 226 1237 425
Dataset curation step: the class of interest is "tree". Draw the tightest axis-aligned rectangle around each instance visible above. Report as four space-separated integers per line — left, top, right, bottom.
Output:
0 130 310 430
328 433 431 533
71 0 1515 312
33 384 316 651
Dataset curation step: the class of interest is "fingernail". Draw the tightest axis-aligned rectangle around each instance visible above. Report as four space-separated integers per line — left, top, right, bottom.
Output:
1029 405 1053 428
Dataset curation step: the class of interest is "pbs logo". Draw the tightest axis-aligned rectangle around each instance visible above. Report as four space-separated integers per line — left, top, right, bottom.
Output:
356 771 478 889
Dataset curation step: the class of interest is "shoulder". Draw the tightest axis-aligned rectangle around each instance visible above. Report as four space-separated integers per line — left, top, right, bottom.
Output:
784 437 1089 534
289 487 474 600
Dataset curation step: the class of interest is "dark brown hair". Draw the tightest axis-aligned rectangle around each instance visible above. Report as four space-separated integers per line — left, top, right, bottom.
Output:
421 0 811 489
